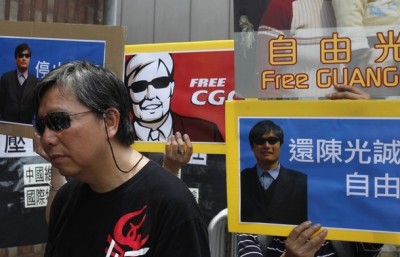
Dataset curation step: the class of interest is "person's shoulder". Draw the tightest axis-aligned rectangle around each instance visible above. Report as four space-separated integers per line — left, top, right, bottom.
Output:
142 159 174 175
269 0 294 9
241 166 256 175
140 160 188 188
259 0 294 30
171 111 218 128
280 165 307 177
240 166 257 182
170 111 223 141
2 69 16 74
140 161 200 210
1 70 16 78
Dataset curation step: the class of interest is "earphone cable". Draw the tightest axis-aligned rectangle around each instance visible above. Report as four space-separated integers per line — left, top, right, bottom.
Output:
103 117 143 173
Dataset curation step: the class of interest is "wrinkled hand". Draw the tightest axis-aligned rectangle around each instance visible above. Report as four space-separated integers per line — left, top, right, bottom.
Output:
281 221 327 257
326 85 370 100
162 132 193 176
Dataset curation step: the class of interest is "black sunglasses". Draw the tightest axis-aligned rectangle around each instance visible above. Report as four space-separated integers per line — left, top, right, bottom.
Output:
254 136 280 145
129 76 173 93
33 110 95 135
17 53 31 58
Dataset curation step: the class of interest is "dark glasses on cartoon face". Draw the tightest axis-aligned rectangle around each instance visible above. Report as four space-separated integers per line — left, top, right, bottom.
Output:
17 53 31 58
254 136 280 145
129 76 173 93
33 111 94 135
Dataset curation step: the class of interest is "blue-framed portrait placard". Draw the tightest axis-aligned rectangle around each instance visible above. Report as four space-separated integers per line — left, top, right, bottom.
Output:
226 99 400 244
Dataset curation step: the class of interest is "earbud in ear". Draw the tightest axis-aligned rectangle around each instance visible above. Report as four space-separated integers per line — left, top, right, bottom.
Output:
102 112 107 118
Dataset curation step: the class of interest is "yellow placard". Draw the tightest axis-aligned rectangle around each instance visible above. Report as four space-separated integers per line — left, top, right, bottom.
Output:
125 40 233 54
131 141 226 154
226 99 400 244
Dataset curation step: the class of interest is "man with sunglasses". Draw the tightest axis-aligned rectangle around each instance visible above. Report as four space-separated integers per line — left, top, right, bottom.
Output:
125 53 223 142
0 42 38 124
33 61 210 257
240 119 307 224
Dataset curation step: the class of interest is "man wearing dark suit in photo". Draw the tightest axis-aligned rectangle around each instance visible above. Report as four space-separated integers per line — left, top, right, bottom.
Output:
0 43 38 124
240 119 307 225
125 53 224 143
0 43 46 248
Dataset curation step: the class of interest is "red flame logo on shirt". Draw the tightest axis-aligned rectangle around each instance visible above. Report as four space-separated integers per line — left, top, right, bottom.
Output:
113 205 149 250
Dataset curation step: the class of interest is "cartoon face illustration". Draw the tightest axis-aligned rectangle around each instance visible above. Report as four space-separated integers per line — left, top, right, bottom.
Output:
126 53 175 124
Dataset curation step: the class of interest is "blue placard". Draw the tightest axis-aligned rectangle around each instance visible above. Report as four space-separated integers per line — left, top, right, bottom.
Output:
239 117 400 233
0 36 105 78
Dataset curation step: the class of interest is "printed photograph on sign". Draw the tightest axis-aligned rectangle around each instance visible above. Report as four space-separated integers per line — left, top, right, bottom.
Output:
239 119 307 225
0 36 106 125
226 100 400 245
239 117 399 232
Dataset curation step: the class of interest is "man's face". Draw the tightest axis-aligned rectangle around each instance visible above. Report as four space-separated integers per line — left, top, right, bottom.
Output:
16 50 31 72
251 132 281 169
129 61 174 123
37 86 107 182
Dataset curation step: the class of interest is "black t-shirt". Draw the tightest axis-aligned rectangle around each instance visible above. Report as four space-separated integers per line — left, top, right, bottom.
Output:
45 161 210 257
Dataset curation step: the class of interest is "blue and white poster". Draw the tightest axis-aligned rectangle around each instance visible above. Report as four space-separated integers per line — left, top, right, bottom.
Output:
239 117 399 232
226 99 400 244
0 36 105 79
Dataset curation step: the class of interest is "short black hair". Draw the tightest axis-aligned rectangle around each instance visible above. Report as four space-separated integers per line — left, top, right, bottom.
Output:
14 43 31 58
33 61 135 146
248 120 284 147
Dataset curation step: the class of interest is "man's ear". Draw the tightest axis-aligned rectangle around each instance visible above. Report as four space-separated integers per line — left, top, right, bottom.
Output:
103 108 120 138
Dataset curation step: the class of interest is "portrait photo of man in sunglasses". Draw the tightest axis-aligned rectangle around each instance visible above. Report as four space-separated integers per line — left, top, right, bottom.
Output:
240 119 307 225
125 53 223 143
0 42 38 124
